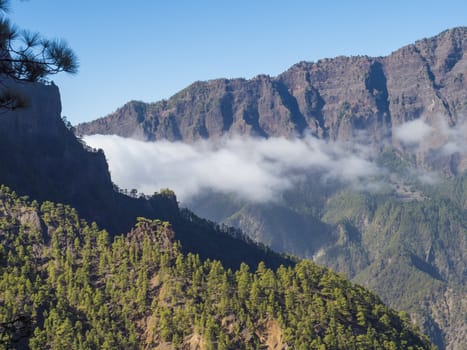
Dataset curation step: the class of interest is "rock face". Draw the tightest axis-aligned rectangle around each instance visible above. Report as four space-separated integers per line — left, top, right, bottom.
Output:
0 79 115 224
77 27 467 147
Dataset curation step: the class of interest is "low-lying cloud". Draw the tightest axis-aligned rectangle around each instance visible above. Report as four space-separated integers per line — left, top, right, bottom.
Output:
394 117 467 156
83 117 467 202
393 119 433 145
84 134 381 202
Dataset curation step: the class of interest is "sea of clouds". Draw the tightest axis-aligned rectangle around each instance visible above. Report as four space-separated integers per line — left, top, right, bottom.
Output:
83 118 466 202
84 134 382 202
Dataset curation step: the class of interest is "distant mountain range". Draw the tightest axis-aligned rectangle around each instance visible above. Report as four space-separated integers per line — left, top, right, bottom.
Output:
76 28 467 349
77 27 467 175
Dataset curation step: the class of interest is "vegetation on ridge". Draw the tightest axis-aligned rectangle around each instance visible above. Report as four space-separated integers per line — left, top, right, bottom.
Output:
0 185 433 349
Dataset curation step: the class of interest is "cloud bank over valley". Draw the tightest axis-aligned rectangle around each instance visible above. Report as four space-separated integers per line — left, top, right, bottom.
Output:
83 118 467 202
84 134 381 202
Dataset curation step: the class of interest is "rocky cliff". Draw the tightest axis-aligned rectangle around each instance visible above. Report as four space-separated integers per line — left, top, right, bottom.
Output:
77 27 467 172
0 79 115 222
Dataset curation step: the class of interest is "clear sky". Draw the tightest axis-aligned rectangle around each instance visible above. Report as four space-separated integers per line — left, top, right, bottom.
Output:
9 0 467 125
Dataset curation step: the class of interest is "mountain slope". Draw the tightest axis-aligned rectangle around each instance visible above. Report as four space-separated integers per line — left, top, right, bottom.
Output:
186 172 467 349
0 186 433 349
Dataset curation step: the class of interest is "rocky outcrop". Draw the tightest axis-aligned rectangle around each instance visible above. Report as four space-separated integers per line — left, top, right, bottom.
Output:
0 78 116 224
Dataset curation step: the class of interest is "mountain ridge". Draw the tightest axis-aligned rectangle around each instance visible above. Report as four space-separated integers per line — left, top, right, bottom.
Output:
76 27 467 174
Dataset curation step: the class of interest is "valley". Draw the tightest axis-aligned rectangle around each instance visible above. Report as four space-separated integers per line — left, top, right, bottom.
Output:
78 28 467 349
0 3 465 347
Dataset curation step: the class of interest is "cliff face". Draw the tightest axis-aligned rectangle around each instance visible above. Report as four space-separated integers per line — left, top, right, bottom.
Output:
0 79 114 212
77 27 467 151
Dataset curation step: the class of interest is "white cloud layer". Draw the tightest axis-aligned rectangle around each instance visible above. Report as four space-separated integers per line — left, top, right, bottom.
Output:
83 118 467 202
84 134 380 202
394 117 467 156
393 119 433 145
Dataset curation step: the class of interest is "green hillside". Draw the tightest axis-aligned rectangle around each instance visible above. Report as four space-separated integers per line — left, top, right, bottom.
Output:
0 185 433 349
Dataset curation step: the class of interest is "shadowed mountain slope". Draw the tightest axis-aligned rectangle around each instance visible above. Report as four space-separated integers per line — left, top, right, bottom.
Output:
0 78 290 270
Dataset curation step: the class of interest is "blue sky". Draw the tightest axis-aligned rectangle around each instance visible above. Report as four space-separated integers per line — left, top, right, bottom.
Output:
9 0 467 124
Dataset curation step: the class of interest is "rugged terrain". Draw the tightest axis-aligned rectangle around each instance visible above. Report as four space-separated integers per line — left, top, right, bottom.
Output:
186 171 466 349
77 27 467 174
76 28 467 349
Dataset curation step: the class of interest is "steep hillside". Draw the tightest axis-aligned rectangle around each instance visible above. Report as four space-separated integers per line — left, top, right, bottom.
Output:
321 187 466 350
187 171 466 349
77 27 467 173
0 186 433 349
0 78 290 270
